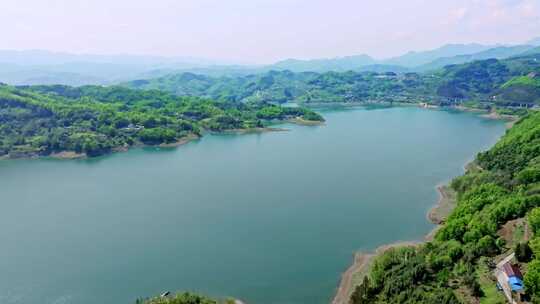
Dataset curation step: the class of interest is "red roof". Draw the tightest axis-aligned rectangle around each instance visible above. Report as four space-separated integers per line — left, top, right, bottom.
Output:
502 263 523 279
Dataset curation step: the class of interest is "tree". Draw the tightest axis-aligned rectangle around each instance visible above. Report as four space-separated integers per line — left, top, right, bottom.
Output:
350 277 375 304
530 237 540 257
463 271 483 297
529 208 540 235
524 259 540 300
515 242 533 262
141 292 217 304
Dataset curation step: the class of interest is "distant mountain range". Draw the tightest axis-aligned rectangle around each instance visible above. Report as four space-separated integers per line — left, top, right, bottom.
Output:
415 45 535 71
384 43 497 67
1 38 539 86
527 37 540 46
0 50 241 86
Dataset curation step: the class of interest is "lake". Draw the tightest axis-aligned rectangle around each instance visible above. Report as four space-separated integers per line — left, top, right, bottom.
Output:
0 106 506 304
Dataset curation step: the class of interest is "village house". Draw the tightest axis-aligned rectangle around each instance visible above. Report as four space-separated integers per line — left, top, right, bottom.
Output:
495 254 525 304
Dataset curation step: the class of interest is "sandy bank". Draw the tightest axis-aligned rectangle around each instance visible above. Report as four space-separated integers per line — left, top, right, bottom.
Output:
427 184 457 225
479 111 518 121
49 151 87 159
216 127 290 135
287 118 326 126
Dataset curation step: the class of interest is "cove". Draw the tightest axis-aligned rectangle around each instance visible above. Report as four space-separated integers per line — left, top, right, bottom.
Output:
0 107 506 304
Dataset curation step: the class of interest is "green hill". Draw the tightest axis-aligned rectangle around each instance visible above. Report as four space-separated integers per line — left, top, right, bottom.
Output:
434 53 540 105
126 70 319 103
0 83 323 159
495 74 540 106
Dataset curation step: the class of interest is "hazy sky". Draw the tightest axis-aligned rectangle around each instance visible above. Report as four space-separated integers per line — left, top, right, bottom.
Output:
1 0 540 63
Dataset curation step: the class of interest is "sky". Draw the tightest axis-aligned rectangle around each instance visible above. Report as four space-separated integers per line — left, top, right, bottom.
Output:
1 0 540 64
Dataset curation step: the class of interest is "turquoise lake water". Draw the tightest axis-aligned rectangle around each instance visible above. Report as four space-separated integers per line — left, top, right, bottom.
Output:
0 106 506 304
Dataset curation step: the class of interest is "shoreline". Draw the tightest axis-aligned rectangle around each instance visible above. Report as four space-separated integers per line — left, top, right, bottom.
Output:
212 126 290 135
0 105 512 162
331 183 457 304
0 117 326 161
155 134 201 148
304 101 520 122
0 126 296 161
426 184 457 225
286 117 326 126
0 133 202 161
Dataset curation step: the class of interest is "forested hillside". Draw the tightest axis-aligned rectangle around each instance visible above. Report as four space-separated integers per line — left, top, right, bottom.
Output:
136 292 219 304
125 53 540 109
436 53 540 105
0 84 323 158
350 111 540 303
125 70 434 104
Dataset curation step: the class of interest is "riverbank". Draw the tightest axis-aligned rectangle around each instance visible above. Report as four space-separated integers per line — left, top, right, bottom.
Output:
427 184 457 225
286 117 326 126
332 184 458 304
1 134 203 161
212 126 290 135
154 134 201 148
0 124 303 161
305 101 520 122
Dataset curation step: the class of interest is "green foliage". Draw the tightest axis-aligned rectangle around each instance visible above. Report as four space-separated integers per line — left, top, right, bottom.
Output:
124 54 540 109
524 259 540 301
125 70 320 104
137 292 217 304
436 58 510 99
515 241 533 262
120 53 540 111
531 237 540 257
350 277 376 304
141 69 411 105
502 76 540 89
0 84 323 158
498 75 540 106
349 245 461 304
530 208 540 235
517 168 540 185
138 128 177 144
478 112 540 173
463 269 483 297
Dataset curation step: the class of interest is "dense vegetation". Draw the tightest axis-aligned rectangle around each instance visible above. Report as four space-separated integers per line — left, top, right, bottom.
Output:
125 53 540 109
0 83 323 158
350 111 540 304
136 292 222 304
124 70 434 105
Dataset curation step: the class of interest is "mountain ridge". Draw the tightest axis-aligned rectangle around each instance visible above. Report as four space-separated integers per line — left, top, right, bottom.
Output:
1 41 539 85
